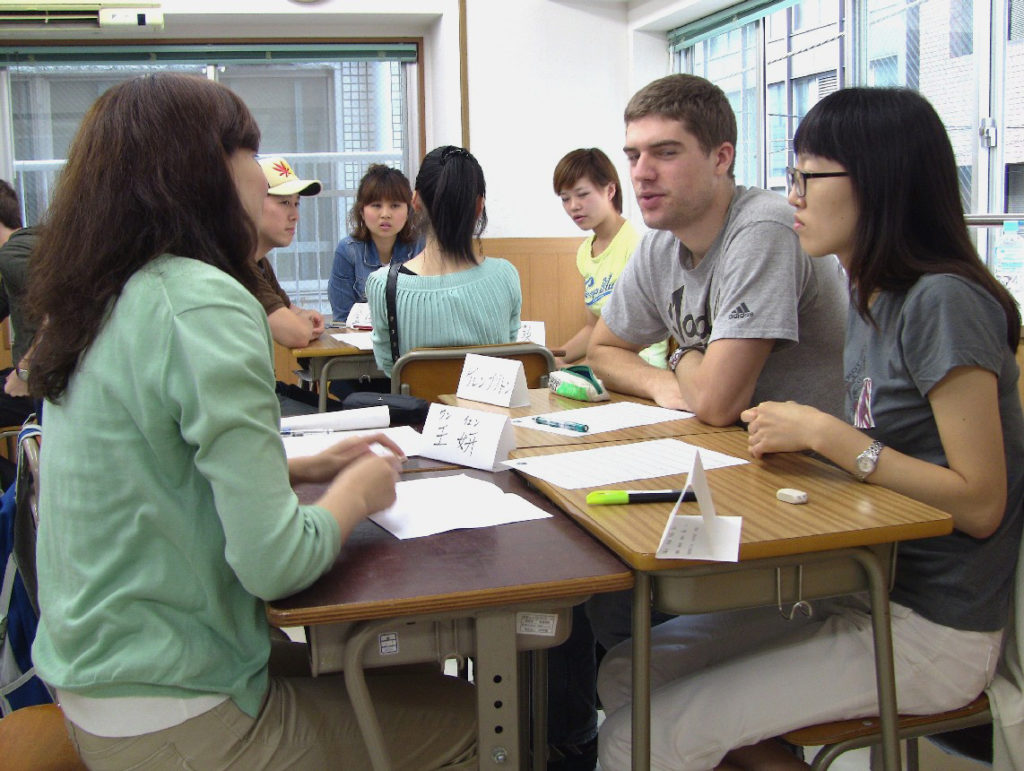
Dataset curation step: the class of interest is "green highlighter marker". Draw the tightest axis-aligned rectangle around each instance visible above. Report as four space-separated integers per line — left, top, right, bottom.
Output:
586 489 697 506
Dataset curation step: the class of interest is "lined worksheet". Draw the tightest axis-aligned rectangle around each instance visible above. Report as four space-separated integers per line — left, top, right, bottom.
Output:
511 401 693 436
502 438 747 489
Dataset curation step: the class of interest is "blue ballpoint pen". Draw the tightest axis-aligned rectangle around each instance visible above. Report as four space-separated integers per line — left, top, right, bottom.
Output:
280 428 341 437
533 416 589 432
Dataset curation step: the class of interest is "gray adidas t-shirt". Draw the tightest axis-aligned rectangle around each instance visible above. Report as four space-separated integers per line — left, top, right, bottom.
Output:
847 274 1024 631
602 186 847 417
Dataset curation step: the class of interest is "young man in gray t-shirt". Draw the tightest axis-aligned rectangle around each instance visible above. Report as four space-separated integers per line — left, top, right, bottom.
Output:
588 74 847 425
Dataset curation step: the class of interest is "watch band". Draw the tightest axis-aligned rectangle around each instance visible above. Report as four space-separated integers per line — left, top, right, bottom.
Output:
855 439 885 482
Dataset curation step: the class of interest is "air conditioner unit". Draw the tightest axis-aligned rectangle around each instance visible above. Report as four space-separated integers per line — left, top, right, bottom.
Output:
0 1 163 30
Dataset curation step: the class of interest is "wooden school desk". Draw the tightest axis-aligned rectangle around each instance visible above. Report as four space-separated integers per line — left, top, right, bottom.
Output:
508 432 954 771
440 388 738 449
292 328 384 412
267 467 633 771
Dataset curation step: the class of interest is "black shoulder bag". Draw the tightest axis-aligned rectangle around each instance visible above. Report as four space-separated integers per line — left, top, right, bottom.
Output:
339 259 430 426
385 258 402 363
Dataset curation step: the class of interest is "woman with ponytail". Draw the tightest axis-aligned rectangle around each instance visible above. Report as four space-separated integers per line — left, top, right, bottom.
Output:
365 145 522 375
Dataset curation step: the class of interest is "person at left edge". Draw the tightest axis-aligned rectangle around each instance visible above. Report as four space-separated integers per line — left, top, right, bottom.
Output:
0 179 39 429
253 155 326 348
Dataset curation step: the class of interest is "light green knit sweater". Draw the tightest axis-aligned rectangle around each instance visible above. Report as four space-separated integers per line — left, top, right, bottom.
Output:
366 256 522 375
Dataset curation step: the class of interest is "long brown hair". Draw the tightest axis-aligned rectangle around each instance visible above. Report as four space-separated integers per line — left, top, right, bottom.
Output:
28 74 262 400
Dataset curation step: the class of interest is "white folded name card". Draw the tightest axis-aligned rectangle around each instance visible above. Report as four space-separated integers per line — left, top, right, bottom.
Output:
456 353 529 408
345 302 372 329
419 403 516 471
655 451 742 561
516 321 546 345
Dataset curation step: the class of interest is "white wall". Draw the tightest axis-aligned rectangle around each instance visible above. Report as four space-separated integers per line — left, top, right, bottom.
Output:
0 0 735 236
465 0 635 236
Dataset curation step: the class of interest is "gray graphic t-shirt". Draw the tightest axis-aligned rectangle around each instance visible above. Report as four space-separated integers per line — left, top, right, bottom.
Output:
602 186 847 417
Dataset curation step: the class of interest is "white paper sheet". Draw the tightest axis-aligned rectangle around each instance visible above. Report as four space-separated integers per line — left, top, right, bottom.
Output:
369 474 552 539
502 438 747 489
282 425 425 459
511 401 694 436
329 331 374 350
280 406 389 432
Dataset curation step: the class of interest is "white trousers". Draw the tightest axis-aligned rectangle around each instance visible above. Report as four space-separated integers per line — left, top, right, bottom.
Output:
596 597 1002 771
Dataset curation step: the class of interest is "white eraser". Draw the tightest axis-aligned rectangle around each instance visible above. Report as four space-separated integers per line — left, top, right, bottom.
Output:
776 488 808 505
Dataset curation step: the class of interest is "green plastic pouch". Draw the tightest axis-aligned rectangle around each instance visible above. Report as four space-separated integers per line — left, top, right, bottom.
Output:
548 365 609 402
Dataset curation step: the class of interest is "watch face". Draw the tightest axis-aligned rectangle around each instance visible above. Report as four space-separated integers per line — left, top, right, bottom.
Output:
857 455 874 473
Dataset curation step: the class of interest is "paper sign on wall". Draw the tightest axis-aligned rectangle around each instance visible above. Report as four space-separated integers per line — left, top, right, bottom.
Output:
455 353 530 408
419 403 517 471
655 451 742 561
516 321 546 345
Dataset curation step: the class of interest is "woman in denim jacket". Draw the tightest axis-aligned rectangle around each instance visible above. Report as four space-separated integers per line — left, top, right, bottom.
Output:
328 164 421 322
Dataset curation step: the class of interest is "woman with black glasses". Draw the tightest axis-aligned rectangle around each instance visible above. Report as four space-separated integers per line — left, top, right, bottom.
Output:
597 87 1023 770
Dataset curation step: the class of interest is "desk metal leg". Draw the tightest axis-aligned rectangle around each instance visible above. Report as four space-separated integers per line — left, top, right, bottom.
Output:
317 360 331 412
342 621 394 771
530 649 548 771
851 549 901 771
477 613 522 768
631 571 651 771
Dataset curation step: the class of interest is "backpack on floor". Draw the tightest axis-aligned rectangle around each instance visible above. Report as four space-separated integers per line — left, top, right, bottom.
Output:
0 422 51 715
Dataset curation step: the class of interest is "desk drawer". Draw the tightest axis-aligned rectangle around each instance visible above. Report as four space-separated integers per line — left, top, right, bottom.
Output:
651 544 894 615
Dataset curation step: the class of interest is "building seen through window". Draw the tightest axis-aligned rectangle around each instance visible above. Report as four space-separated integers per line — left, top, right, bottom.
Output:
3 47 416 313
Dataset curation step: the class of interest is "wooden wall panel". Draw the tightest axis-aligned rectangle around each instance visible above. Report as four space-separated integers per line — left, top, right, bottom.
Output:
480 237 589 347
272 237 589 383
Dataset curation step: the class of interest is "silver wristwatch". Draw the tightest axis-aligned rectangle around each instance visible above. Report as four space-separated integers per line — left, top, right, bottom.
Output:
855 440 884 481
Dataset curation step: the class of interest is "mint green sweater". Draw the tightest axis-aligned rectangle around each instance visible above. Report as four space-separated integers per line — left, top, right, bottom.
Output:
365 256 523 375
32 256 341 718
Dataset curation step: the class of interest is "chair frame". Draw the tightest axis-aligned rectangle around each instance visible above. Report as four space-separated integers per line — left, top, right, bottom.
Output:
784 693 992 769
390 342 556 403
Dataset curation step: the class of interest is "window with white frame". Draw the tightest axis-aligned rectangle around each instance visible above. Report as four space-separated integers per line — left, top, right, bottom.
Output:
671 0 1021 239
1 44 419 314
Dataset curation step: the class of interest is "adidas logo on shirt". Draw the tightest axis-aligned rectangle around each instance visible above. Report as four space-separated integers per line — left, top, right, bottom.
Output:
728 302 753 320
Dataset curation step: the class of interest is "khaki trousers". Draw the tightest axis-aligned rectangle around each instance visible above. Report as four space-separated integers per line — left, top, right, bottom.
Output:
65 663 477 770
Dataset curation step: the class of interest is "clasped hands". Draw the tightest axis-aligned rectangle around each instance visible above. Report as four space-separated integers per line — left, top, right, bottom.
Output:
742 400 823 459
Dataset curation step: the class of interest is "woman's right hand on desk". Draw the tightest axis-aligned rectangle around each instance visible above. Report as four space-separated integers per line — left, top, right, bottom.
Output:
290 433 405 484
315 448 403 538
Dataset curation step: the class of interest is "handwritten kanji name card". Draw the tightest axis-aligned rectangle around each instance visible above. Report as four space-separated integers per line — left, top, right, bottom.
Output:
345 302 373 329
456 353 530 408
419 403 516 471
516 321 546 345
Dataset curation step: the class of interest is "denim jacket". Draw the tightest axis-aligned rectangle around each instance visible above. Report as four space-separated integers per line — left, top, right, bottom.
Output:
328 236 420 320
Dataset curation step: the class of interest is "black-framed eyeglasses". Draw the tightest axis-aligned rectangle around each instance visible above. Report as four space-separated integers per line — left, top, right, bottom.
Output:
786 166 849 198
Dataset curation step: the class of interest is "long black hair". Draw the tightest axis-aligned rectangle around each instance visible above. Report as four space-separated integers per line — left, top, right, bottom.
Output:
28 73 262 400
794 87 1019 350
414 145 487 265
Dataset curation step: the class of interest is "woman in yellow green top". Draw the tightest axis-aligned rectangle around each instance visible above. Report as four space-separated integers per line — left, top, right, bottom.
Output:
553 148 668 369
